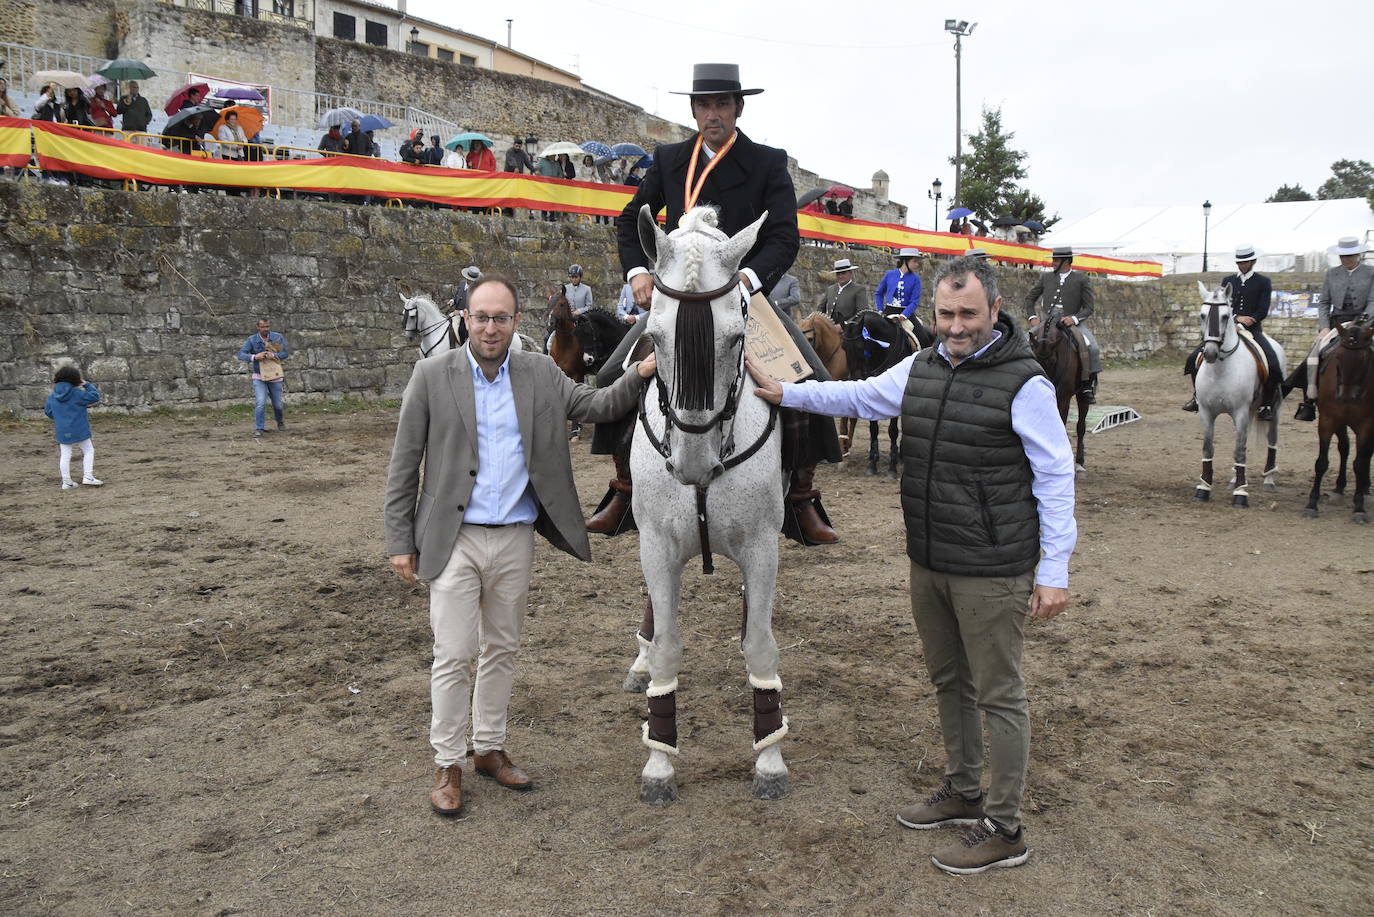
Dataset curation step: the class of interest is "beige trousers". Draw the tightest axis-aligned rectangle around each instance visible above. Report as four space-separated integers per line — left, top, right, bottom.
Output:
909 560 1034 831
428 523 535 766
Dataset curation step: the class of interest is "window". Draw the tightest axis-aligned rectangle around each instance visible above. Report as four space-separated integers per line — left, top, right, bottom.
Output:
272 0 294 15
409 41 429 56
436 48 454 62
459 53 477 67
364 20 388 47
332 12 355 40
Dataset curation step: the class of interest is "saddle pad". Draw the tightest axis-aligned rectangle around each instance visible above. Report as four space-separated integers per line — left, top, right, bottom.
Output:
1195 327 1267 382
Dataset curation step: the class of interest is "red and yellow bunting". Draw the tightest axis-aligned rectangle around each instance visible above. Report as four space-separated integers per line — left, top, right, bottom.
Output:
16 119 1162 278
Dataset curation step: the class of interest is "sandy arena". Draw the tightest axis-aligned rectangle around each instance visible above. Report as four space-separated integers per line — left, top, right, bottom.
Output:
1 363 1370 916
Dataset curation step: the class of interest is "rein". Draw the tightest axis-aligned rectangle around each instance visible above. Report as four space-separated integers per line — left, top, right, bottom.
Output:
405 306 458 358
639 272 778 574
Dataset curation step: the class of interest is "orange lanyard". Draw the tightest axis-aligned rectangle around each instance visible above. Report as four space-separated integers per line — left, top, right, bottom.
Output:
683 131 738 213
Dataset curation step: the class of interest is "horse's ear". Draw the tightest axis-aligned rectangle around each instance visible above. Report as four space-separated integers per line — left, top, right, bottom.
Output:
720 210 767 271
638 204 667 267
1196 281 1210 301
1221 282 1234 304
398 280 414 300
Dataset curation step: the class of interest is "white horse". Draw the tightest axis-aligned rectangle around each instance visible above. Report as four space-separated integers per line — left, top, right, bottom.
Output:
1193 281 1286 507
631 205 789 805
399 284 539 360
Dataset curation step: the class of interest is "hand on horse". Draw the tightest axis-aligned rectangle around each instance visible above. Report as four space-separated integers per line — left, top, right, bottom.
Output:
1237 315 1256 327
744 353 784 404
634 351 657 379
1058 316 1076 328
1029 584 1069 620
389 553 418 583
631 272 654 307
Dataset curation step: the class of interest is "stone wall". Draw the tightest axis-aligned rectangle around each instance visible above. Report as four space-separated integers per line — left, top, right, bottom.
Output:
2 182 1208 417
0 0 118 59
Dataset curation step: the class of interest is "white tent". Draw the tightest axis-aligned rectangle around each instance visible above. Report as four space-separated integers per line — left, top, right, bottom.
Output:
1050 199 1374 274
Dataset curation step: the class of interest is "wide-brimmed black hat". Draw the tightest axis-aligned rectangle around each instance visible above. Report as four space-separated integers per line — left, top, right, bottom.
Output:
669 63 764 97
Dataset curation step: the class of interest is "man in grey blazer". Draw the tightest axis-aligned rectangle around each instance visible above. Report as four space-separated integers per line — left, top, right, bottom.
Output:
1024 246 1101 402
818 258 866 323
1289 236 1374 420
385 274 656 816
769 271 801 318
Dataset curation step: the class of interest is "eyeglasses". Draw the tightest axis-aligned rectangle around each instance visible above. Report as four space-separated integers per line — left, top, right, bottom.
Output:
468 314 515 327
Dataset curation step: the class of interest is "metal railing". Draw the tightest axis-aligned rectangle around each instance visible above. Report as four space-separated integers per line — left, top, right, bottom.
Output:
404 106 459 146
0 41 109 89
268 86 404 132
158 0 313 30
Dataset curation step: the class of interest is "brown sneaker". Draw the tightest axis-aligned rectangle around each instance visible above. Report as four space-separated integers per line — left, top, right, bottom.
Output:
931 817 1029 875
430 765 463 816
896 779 985 830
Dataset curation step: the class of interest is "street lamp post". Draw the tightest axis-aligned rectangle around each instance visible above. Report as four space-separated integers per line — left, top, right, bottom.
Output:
1202 200 1212 273
928 178 943 230
409 26 420 54
944 19 977 206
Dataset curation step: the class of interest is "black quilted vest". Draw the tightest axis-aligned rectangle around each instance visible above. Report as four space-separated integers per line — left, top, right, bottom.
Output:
900 315 1044 576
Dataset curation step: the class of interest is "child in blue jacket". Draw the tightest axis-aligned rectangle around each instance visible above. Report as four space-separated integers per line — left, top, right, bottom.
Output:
43 365 103 490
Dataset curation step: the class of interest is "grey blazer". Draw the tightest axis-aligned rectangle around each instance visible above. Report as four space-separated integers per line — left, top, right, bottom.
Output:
1025 269 1095 320
819 281 865 323
769 273 801 317
1318 263 1374 329
384 345 648 580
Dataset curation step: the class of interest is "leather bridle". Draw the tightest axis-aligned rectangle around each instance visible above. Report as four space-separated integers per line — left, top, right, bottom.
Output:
403 302 458 358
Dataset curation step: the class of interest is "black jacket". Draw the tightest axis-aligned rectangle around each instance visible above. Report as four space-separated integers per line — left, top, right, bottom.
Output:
616 129 799 296
116 94 152 132
1219 272 1273 335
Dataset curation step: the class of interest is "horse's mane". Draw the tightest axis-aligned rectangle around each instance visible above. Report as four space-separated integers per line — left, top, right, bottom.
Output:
667 206 729 412
843 311 911 380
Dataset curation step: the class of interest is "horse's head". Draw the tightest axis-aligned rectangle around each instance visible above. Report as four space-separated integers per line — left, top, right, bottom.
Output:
1335 319 1374 402
639 203 764 486
1031 306 1065 366
1197 281 1234 364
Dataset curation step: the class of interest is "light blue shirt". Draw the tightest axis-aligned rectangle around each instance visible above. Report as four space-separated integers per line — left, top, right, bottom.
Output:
779 331 1077 587
617 283 645 320
463 348 539 525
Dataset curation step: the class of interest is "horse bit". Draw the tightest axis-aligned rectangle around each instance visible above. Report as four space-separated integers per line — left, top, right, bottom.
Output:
638 274 780 574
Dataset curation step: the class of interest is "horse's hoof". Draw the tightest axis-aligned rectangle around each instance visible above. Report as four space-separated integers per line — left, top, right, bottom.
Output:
640 777 678 806
1232 495 1249 509
1194 489 1210 502
1303 507 1319 519
1264 482 1277 493
622 670 650 693
1353 512 1370 525
751 770 790 801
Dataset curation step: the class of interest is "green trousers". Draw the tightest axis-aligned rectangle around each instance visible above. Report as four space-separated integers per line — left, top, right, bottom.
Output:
909 560 1033 831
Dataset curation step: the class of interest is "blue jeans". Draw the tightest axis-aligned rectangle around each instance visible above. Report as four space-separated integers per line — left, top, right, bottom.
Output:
252 379 284 430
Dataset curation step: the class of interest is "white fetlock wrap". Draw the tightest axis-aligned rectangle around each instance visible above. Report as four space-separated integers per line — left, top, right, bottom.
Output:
646 678 678 698
748 674 782 691
1196 479 1212 491
752 717 789 753
636 633 653 651
641 721 680 756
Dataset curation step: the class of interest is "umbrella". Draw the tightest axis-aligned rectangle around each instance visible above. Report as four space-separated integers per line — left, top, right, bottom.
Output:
969 218 988 233
633 154 653 171
214 105 264 139
610 142 647 158
213 86 265 102
797 188 829 209
538 141 585 158
945 207 973 221
1022 219 1047 232
443 131 495 152
164 104 215 133
86 74 112 90
31 70 88 91
580 140 612 158
318 107 364 129
990 215 1020 227
96 59 156 81
825 183 855 199
356 113 393 133
164 82 211 115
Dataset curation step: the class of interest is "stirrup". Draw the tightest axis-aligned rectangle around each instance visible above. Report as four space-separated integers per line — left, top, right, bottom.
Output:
1182 398 1198 413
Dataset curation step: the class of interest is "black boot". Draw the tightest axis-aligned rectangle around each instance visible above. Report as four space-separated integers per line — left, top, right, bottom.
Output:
1294 400 1316 422
1182 397 1198 413
1078 374 1097 405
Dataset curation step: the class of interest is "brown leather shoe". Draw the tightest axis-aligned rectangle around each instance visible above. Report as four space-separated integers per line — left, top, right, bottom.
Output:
473 749 533 791
430 765 463 816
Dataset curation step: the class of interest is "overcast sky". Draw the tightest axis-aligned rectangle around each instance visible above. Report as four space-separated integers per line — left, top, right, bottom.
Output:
404 0 1370 228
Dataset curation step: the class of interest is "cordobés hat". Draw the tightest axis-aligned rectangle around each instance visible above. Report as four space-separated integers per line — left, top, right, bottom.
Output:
896 247 922 259
831 258 857 274
670 63 764 97
1051 246 1074 260
1233 243 1260 262
1329 236 1370 256
461 266 481 282
965 248 989 259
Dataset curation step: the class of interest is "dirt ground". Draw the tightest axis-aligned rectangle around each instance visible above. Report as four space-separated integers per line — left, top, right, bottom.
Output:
1 363 1371 916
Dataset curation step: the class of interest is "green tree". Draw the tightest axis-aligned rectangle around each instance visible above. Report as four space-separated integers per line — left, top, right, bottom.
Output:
1316 159 1374 200
1367 187 1374 214
1265 183 1314 203
950 107 1055 225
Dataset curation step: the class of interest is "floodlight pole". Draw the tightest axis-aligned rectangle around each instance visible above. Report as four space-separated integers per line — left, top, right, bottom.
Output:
945 20 976 206
1202 200 1212 272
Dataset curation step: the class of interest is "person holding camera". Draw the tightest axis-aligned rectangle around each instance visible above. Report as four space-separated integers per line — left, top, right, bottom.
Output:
236 318 291 438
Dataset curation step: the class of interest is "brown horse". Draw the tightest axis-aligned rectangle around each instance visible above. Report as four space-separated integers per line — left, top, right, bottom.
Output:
1304 320 1374 524
547 286 587 439
1031 308 1088 471
798 312 855 454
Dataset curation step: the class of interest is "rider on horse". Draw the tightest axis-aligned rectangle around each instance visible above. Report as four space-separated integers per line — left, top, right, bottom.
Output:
446 265 482 345
1287 236 1374 421
875 247 923 319
1024 246 1100 403
1183 243 1283 420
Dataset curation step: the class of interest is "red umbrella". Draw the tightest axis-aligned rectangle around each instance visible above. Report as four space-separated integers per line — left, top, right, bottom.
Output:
825 184 855 199
164 82 210 115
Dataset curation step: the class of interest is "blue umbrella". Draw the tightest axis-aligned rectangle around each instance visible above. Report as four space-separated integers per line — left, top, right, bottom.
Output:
945 207 974 221
1022 219 1047 232
444 131 494 152
634 154 653 171
344 113 395 135
580 141 612 158
610 142 647 158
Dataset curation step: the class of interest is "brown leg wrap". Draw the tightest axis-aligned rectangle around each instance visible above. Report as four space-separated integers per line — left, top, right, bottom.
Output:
647 691 677 748
587 450 635 535
785 464 838 545
753 689 783 744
